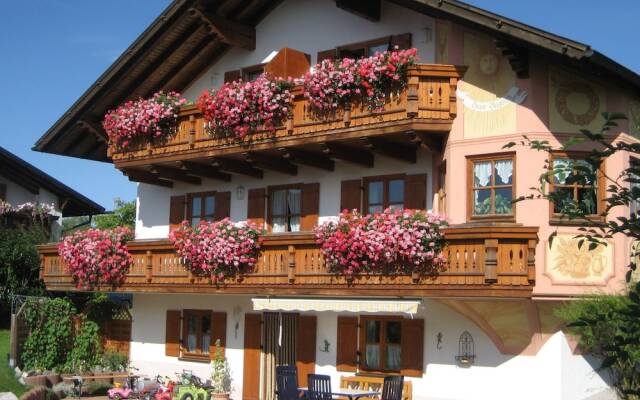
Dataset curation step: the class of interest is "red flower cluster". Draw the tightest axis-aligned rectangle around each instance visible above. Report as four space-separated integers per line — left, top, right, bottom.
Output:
301 48 418 113
315 208 446 276
170 219 262 282
196 74 294 140
103 91 187 148
58 227 133 289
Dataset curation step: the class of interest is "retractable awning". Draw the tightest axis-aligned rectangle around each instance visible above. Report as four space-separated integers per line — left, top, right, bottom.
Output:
251 297 421 315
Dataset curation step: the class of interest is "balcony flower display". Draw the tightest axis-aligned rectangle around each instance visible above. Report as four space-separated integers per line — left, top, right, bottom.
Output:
315 208 446 276
0 200 56 219
196 74 294 140
58 227 133 289
170 219 262 282
301 48 418 113
102 91 187 148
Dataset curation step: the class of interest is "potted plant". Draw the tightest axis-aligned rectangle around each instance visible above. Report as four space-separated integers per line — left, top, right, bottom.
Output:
209 339 232 400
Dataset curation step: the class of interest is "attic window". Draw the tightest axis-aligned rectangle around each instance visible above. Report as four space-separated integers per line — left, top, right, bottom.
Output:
317 33 412 63
224 64 266 83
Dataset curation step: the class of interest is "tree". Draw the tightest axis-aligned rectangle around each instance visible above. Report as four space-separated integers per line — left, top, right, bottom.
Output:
93 198 136 230
505 113 640 397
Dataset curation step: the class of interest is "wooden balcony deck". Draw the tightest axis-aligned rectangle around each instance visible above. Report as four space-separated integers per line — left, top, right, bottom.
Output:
38 225 538 298
111 65 465 183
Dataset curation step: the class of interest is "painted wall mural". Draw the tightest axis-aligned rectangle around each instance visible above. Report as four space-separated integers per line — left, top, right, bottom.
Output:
629 99 640 137
459 32 527 138
545 234 614 285
548 67 606 133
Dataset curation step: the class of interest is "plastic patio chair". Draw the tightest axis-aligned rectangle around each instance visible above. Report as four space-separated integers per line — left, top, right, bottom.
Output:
276 365 299 400
381 376 404 400
307 374 332 400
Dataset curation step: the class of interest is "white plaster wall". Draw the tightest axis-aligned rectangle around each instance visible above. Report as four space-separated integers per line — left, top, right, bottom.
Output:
129 295 612 400
135 149 434 240
183 0 435 100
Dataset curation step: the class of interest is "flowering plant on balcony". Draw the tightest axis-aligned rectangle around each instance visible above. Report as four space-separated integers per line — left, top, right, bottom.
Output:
315 208 446 276
197 74 294 140
58 227 133 289
300 48 418 113
102 91 187 148
170 218 262 282
0 200 57 219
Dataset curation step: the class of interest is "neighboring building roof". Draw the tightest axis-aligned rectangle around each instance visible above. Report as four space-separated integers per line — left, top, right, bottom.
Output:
0 146 105 216
32 0 640 162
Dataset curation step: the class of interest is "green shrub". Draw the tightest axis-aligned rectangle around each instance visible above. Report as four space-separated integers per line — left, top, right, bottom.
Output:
100 350 129 372
83 381 112 396
65 318 102 373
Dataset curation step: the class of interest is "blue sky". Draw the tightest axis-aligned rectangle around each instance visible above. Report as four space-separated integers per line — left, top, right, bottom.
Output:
0 1 638 210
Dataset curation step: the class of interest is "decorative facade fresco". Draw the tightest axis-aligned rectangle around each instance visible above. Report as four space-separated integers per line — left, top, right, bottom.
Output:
548 67 606 133
435 20 450 64
545 234 614 285
459 32 527 138
629 99 640 136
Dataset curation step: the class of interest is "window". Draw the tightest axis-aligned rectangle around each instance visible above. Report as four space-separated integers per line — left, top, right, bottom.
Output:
187 192 216 226
364 175 405 214
549 153 602 219
468 154 515 219
630 158 640 216
269 185 302 233
318 33 412 63
361 317 402 372
182 310 211 359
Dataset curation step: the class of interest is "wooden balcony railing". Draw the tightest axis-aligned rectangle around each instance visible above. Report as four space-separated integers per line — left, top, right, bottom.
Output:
38 226 538 298
110 64 465 168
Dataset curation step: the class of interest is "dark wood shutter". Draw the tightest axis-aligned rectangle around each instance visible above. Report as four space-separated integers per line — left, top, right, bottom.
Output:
336 316 358 372
296 315 317 388
169 195 186 227
224 70 241 83
390 33 412 50
210 311 227 359
243 314 262 400
401 318 424 377
404 174 427 210
317 49 337 64
165 310 181 357
340 179 362 212
0 184 6 201
214 191 231 221
301 182 320 230
247 188 266 227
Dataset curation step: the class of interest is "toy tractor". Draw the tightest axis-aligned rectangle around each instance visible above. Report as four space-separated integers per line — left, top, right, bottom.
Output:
171 370 212 400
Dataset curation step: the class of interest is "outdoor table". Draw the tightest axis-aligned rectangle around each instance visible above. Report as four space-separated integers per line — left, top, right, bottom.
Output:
299 387 380 400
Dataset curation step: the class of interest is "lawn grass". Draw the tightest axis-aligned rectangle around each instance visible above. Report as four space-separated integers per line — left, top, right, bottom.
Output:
0 329 28 395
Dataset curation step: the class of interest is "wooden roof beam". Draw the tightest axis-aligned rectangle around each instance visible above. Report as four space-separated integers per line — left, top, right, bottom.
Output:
211 157 264 179
322 142 373 168
244 152 297 176
150 165 201 185
336 0 381 22
124 169 173 188
362 137 416 163
495 39 529 79
179 161 232 182
408 131 445 153
188 8 256 50
77 120 107 144
279 148 335 171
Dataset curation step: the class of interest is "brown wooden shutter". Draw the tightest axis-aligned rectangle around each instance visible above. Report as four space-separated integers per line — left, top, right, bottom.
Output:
404 174 427 210
169 195 186 228
243 314 262 400
340 179 362 213
336 316 358 372
296 315 317 387
390 33 412 50
209 311 227 360
165 310 181 357
214 191 231 221
301 182 320 230
247 188 266 227
401 318 424 377
317 49 337 64
0 184 6 201
224 70 241 83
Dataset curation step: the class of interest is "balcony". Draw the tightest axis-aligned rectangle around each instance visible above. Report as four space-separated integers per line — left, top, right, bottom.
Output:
38 225 538 298
111 64 465 186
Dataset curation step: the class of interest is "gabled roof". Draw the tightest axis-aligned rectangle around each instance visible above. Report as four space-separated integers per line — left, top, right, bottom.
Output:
33 0 640 162
0 147 104 216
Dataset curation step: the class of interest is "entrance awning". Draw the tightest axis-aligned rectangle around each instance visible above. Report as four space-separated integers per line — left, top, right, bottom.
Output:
251 297 421 315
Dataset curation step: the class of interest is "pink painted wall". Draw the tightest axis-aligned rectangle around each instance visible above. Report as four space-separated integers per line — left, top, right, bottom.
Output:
442 21 637 298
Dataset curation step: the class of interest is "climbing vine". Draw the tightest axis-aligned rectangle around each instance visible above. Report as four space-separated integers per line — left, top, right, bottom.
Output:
64 318 102 373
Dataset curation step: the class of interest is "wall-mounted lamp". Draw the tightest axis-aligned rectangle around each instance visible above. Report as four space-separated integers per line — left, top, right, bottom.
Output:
236 185 246 200
455 331 475 367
